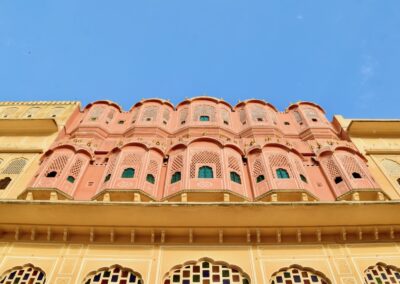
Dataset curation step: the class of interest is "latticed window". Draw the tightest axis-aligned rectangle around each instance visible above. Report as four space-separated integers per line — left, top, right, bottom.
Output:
179 108 188 125
122 168 135 178
142 106 159 122
199 166 213 179
300 174 308 183
338 154 365 179
67 176 75 183
193 105 216 122
0 264 46 284
190 151 222 178
89 106 104 121
270 266 331 284
364 262 400 284
221 109 230 125
230 171 241 184
251 106 267 122
200 115 210 121
45 155 69 177
256 175 265 183
146 174 155 184
164 258 250 284
2 158 27 175
293 111 303 124
171 172 181 184
83 265 143 284
304 107 319 121
276 168 290 179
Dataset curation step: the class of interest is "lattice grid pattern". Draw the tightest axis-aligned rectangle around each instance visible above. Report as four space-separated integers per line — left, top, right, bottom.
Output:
221 109 230 124
164 260 249 284
381 159 400 177
338 154 365 178
163 109 171 121
0 265 46 284
107 110 115 121
270 267 329 284
46 155 69 176
1 159 27 175
142 106 159 121
170 155 183 174
69 158 84 178
268 154 291 178
147 160 159 177
121 153 142 167
193 105 216 122
293 111 303 123
251 106 267 122
228 156 241 173
252 157 265 178
364 263 400 284
90 106 104 120
239 109 246 124
180 108 188 123
295 159 306 177
104 154 118 180
304 108 319 120
322 158 342 180
190 151 222 178
84 266 142 284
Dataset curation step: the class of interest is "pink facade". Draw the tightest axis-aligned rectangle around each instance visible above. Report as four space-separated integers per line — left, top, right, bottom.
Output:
28 97 383 202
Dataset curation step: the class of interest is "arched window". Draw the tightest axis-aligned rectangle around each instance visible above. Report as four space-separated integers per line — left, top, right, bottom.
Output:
334 176 343 184
146 174 155 184
352 172 362 179
46 171 57 178
0 264 46 284
256 175 265 183
121 168 135 178
198 166 214 179
104 174 111 182
200 115 210 121
171 172 181 184
83 265 143 284
276 168 289 179
230 171 241 184
364 262 400 284
270 265 331 284
2 158 27 175
0 177 11 190
300 174 308 183
163 258 250 284
67 176 75 183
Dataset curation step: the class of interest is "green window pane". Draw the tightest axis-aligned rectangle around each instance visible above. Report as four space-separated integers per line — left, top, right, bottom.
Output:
230 172 241 184
146 174 155 184
171 172 181 184
198 166 213 178
199 115 210 121
122 168 135 178
67 176 75 183
276 168 289 179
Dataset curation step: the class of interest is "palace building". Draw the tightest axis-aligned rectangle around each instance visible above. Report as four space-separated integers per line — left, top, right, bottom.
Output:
0 97 399 284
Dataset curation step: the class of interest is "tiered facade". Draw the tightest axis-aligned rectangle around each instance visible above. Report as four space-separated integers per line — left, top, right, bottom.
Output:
0 98 398 284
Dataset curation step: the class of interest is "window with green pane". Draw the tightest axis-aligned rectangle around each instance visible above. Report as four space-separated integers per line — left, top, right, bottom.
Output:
198 166 213 178
171 172 181 184
199 115 210 121
256 175 265 183
230 171 241 184
146 174 155 184
121 168 135 178
276 168 290 179
67 176 75 183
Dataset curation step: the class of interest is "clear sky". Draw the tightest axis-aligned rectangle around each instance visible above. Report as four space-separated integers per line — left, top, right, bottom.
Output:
0 1 399 119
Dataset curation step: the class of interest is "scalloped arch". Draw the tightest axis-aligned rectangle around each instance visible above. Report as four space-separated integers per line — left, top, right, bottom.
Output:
0 263 46 283
130 98 175 111
286 101 326 114
163 257 251 284
364 262 400 284
82 264 143 284
262 142 305 160
84 100 123 112
44 144 94 160
176 96 233 110
234 99 278 112
270 264 331 284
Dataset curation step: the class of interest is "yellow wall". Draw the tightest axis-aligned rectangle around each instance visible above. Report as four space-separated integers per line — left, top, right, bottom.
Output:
0 102 79 198
335 115 400 200
0 242 399 283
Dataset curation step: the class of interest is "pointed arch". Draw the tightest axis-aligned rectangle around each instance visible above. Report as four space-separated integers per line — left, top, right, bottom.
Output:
163 257 250 284
83 264 143 284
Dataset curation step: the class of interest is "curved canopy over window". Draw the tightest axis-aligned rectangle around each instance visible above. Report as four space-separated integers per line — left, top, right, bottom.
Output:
83 264 143 284
163 258 250 284
0 264 46 284
122 168 135 178
198 166 214 179
171 172 181 184
276 168 289 179
230 171 241 184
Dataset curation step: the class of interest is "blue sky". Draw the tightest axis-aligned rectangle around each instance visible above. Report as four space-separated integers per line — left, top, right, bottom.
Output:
0 1 399 119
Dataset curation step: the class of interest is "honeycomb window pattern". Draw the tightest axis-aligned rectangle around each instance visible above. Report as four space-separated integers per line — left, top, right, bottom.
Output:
364 263 400 284
270 267 330 284
0 264 46 284
164 259 250 284
83 265 143 284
